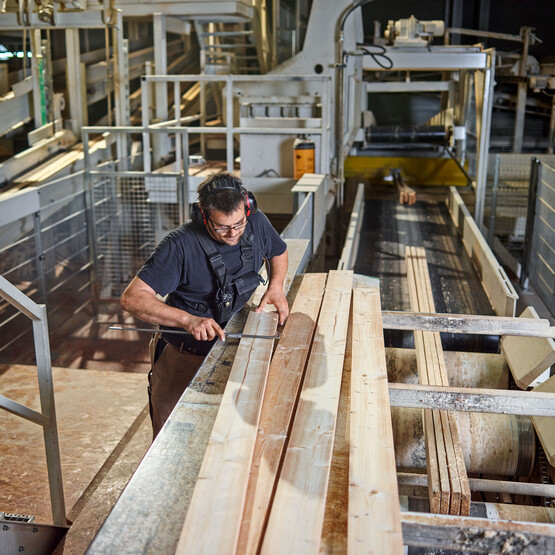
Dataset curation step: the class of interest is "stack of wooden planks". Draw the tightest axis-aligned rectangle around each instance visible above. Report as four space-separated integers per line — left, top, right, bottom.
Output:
175 270 403 554
405 246 471 516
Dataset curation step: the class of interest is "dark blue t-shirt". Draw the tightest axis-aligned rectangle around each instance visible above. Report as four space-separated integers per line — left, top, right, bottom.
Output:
137 210 286 326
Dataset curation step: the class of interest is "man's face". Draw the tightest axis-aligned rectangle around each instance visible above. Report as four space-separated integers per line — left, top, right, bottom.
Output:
205 206 247 246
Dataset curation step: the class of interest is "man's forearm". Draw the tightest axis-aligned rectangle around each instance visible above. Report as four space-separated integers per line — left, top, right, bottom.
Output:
121 277 192 329
122 293 188 328
268 250 288 290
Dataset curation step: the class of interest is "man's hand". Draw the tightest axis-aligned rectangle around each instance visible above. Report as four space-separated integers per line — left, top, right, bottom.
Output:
184 315 226 342
255 285 289 325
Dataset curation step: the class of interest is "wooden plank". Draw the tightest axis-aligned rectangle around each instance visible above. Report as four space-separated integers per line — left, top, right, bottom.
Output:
349 288 403 554
500 306 555 389
532 375 555 466
401 511 555 553
249 238 311 308
446 187 518 317
412 247 461 515
381 310 555 338
175 311 278 554
414 251 456 515
413 248 469 515
260 270 353 555
237 273 327 554
411 247 470 516
405 248 442 514
320 309 352 555
388 382 555 417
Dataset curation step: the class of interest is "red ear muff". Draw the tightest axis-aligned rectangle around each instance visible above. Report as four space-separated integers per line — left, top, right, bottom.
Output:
244 193 251 217
199 205 207 226
243 190 257 217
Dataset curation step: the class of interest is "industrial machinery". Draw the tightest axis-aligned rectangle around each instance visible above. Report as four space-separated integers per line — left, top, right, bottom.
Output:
0 2 554 554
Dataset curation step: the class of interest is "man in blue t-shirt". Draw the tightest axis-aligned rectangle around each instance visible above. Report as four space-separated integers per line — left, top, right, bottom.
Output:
121 171 289 437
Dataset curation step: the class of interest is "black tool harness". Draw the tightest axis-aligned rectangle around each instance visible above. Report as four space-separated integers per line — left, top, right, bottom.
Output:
191 223 264 323
159 222 265 355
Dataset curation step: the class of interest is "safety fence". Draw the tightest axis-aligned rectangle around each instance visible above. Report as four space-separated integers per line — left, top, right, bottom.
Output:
523 161 555 315
0 172 92 361
483 155 555 315
0 169 324 361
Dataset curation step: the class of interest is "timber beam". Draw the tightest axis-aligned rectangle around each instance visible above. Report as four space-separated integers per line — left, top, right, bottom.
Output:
382 310 555 338
388 382 555 417
401 511 555 553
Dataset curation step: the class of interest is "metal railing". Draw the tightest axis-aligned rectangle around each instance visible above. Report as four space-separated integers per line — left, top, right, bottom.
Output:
0 171 93 361
521 160 555 315
139 73 332 184
0 274 66 526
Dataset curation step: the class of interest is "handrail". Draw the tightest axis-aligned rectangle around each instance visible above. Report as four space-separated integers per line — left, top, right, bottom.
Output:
0 274 66 526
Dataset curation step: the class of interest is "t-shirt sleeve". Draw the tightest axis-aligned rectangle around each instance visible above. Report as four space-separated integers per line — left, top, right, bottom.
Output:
256 211 287 259
136 233 185 296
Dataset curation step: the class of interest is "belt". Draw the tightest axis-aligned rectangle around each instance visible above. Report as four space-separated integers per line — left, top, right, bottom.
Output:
161 333 202 355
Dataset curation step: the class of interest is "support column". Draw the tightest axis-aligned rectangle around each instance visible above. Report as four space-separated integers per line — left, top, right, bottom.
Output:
113 11 130 169
30 29 46 128
65 29 87 139
153 13 170 168
513 27 531 153
474 50 495 231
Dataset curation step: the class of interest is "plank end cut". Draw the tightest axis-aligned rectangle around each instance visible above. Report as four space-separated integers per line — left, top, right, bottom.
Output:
501 306 555 390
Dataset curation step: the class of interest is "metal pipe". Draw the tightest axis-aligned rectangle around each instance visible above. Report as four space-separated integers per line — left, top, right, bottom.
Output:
520 157 541 289
487 152 501 245
398 472 555 498
335 0 375 205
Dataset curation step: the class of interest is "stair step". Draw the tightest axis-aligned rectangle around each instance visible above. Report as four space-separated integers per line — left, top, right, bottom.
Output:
201 30 253 37
205 43 255 49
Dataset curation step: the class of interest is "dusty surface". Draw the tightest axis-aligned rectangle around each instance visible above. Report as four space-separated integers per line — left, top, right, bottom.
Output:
0 364 149 525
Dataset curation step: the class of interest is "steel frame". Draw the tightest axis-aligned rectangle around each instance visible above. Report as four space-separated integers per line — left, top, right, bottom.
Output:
139 73 332 189
0 275 66 526
362 45 496 230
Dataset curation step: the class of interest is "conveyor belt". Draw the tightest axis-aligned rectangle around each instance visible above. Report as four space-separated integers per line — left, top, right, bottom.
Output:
353 187 498 352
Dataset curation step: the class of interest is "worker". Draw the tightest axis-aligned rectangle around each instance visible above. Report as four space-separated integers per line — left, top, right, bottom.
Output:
121 171 289 438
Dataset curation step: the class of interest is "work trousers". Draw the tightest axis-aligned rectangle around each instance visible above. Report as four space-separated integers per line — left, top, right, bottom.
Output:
148 333 204 439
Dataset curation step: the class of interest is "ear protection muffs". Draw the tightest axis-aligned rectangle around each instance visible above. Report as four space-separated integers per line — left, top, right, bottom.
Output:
191 176 257 227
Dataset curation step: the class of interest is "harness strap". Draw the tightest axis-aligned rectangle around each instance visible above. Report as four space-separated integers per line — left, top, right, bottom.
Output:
193 224 255 289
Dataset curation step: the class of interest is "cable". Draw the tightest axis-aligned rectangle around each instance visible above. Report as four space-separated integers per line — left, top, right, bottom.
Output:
356 44 394 70
255 169 281 178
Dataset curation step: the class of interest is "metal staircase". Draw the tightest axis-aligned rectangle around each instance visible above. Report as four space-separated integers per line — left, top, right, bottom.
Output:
194 14 269 76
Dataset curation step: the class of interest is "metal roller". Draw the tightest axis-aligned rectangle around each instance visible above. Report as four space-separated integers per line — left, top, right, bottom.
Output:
365 125 448 145
392 407 536 477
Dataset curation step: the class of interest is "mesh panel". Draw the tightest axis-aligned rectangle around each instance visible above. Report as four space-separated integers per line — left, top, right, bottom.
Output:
0 174 91 359
92 174 180 299
529 163 555 314
464 76 478 181
484 154 555 252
